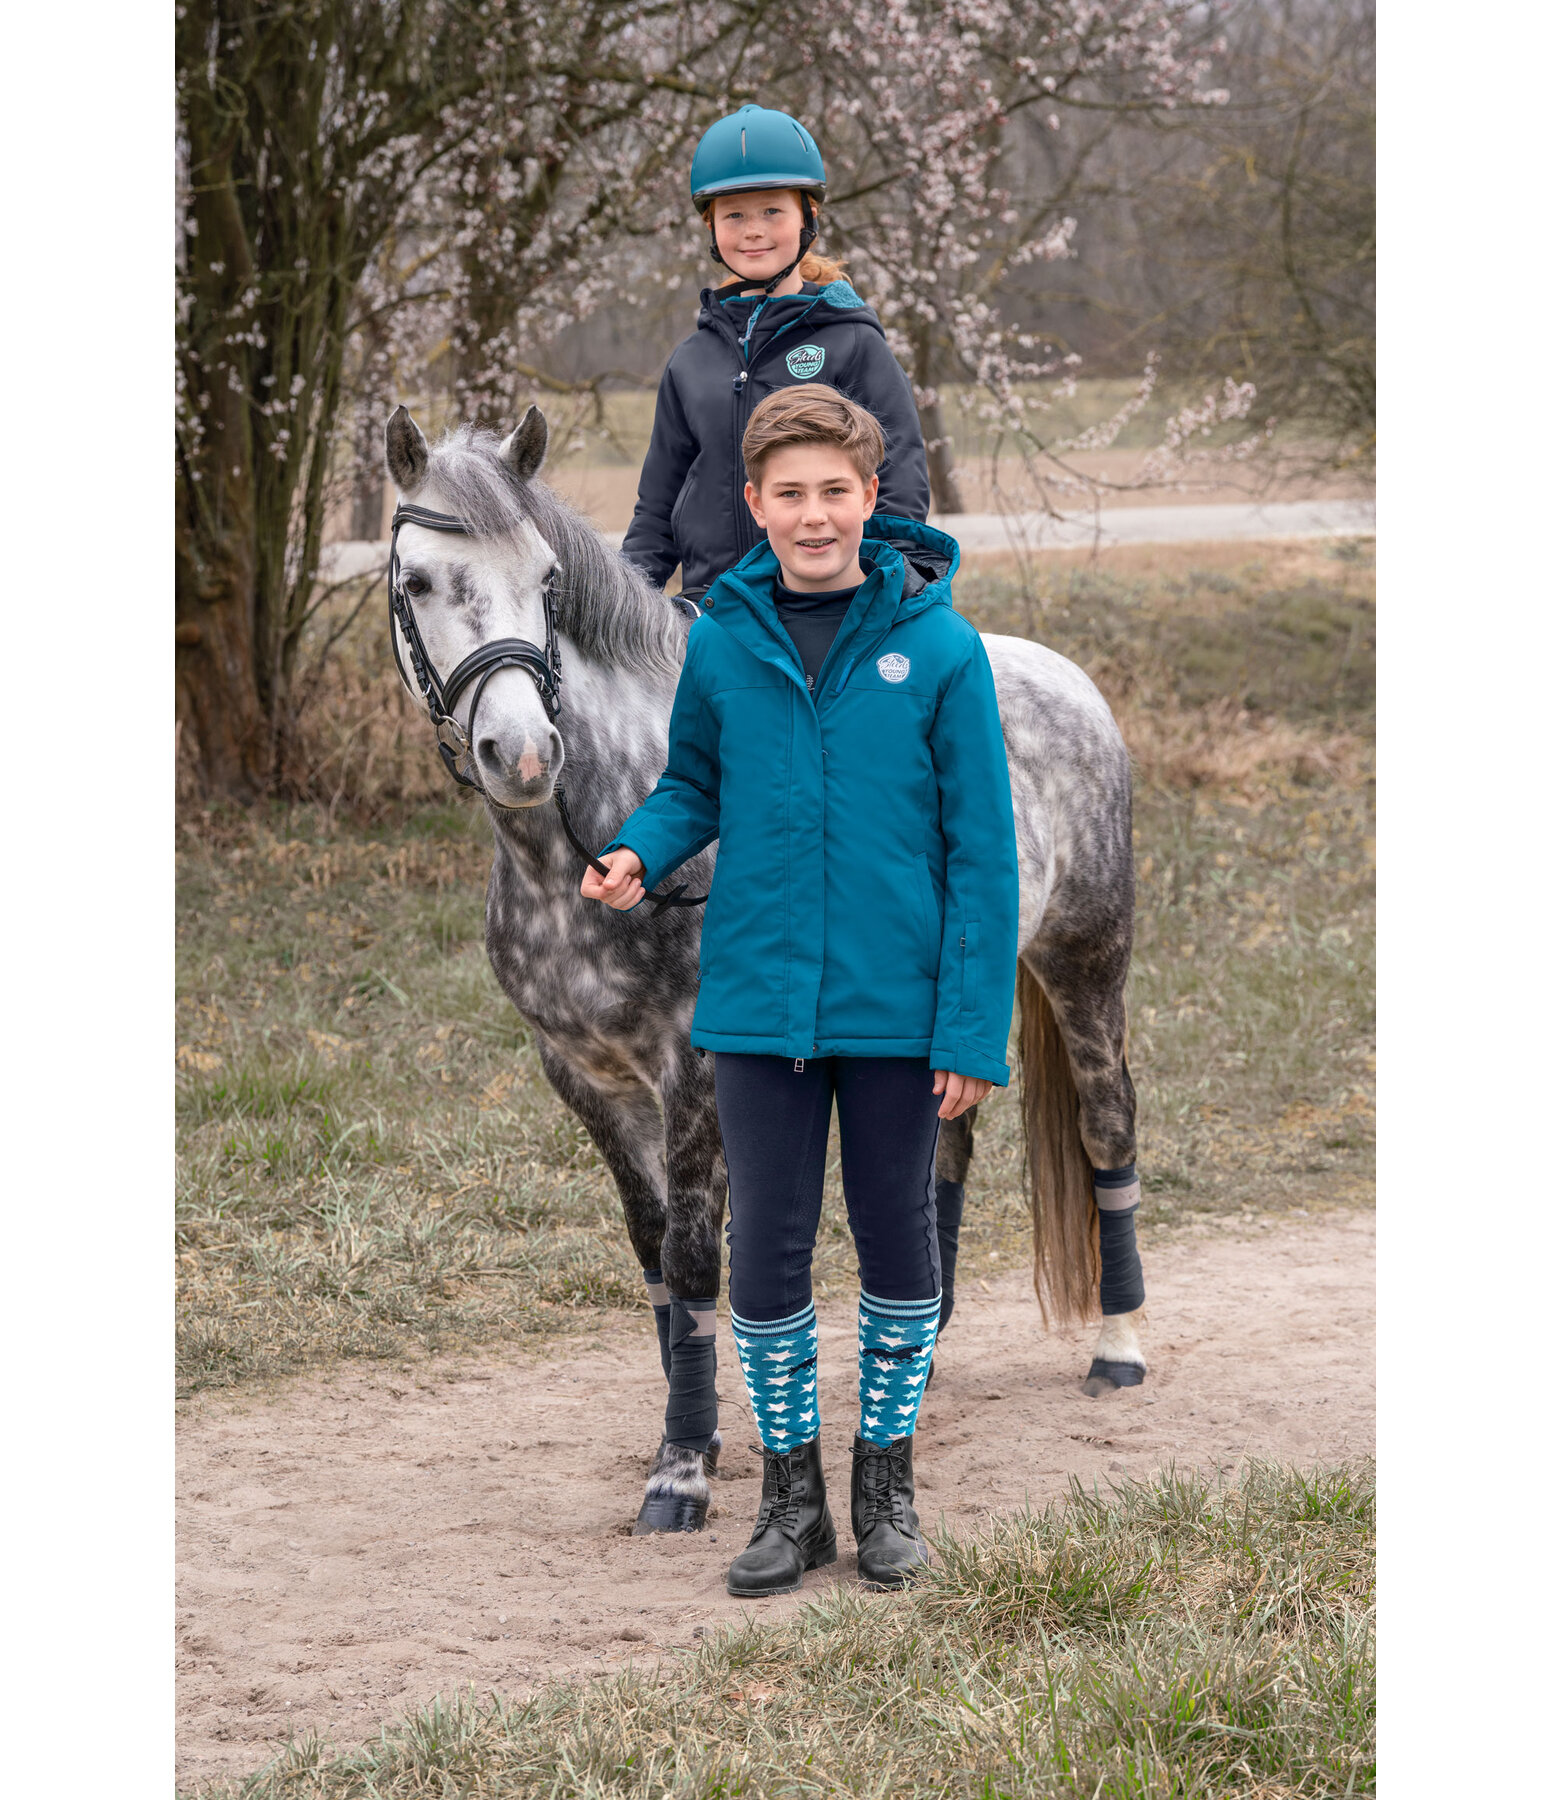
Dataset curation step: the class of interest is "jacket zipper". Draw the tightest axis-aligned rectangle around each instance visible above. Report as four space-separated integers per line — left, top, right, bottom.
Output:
730 370 752 558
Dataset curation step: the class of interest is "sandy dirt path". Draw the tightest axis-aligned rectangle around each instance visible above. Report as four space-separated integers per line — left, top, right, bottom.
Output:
177 1210 1374 1787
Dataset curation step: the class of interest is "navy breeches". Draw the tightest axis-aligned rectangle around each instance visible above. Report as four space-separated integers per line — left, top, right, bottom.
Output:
714 1053 942 1322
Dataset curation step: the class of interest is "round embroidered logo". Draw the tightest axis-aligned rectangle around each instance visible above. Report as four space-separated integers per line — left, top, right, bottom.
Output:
876 653 911 683
785 344 825 380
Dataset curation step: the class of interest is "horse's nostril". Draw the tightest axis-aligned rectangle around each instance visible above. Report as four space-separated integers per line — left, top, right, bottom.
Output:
477 734 553 784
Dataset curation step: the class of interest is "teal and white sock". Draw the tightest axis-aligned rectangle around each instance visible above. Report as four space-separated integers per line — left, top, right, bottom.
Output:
730 1302 820 1453
857 1291 940 1447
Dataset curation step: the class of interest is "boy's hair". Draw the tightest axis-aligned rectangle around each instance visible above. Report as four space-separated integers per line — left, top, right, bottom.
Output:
742 384 886 488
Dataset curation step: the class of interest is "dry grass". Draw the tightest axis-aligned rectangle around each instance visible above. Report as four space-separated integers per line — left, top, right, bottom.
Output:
192 1459 1375 1799
176 538 1373 1392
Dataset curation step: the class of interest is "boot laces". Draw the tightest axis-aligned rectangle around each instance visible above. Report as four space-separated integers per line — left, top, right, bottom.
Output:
856 1442 907 1530
755 1451 797 1532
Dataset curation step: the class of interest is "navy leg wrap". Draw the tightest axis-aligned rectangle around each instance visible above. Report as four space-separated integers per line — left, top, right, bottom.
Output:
1094 1164 1145 1315
644 1268 671 1379
665 1294 718 1452
934 1179 965 1331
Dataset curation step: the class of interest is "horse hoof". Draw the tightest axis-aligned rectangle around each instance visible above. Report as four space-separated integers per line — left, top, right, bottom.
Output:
1081 1358 1145 1397
632 1490 710 1534
633 1439 713 1534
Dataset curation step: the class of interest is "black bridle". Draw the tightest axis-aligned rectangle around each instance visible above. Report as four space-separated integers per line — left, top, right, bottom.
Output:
388 502 706 913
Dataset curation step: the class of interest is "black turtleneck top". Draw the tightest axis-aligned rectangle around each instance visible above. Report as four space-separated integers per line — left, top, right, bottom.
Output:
773 577 861 691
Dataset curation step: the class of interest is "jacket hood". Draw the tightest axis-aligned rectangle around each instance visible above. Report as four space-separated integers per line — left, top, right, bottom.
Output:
862 513 961 604
696 278 884 339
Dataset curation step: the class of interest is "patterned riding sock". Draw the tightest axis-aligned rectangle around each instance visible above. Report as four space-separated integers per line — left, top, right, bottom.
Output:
730 1301 820 1454
1094 1164 1145 1315
934 1179 965 1331
857 1291 941 1447
664 1295 718 1452
643 1268 672 1378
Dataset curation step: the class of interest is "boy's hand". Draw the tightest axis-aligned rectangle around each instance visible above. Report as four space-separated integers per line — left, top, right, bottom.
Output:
581 848 646 910
932 1069 992 1120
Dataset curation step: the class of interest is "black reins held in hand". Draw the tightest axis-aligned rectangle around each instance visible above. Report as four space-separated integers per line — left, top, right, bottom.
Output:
387 502 706 914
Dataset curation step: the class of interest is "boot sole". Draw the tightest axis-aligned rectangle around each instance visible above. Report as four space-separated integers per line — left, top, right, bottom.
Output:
858 1570 921 1593
857 1545 930 1592
725 1529 838 1598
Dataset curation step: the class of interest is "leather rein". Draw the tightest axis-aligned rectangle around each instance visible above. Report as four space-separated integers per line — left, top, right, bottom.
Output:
387 502 706 914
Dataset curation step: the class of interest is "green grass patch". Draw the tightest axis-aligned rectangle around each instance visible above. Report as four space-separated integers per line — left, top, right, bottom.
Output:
195 1460 1375 1798
177 542 1373 1392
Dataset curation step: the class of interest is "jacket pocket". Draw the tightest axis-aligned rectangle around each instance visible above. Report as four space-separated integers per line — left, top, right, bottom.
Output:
669 462 700 545
909 853 942 953
962 916 980 1016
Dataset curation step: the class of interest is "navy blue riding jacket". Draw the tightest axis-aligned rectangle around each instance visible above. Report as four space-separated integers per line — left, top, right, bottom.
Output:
621 280 930 600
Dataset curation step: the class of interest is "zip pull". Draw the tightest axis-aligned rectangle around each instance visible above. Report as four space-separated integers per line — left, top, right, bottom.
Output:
732 370 748 392
793 1058 805 1073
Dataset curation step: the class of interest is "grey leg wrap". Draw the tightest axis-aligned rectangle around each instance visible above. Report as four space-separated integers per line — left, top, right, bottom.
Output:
665 1295 718 1452
934 1179 965 1331
1094 1165 1145 1315
643 1268 672 1378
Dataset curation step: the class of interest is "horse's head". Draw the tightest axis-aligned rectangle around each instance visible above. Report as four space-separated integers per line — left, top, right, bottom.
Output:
385 404 564 808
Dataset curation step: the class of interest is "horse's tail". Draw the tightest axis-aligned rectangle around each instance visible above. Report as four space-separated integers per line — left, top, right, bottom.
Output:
1016 959 1099 1327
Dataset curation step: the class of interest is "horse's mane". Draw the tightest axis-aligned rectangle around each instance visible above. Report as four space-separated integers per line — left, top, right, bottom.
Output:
425 425 684 680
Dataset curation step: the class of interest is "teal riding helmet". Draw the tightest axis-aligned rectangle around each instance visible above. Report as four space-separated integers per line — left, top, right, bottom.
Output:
689 105 827 212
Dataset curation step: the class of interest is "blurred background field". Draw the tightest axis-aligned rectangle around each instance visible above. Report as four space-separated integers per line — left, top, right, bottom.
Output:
340 381 1371 540
176 536 1373 1396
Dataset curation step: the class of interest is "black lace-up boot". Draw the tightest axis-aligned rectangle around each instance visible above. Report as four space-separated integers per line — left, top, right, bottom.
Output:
725 1437 837 1597
850 1433 929 1590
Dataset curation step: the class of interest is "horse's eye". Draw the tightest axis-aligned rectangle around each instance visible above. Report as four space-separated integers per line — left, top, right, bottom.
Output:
403 572 429 597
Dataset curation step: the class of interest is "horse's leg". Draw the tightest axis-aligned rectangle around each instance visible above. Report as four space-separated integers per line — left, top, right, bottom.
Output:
934 1106 976 1333
533 1034 668 1271
1022 933 1146 1398
630 1043 728 1535
529 1036 702 1498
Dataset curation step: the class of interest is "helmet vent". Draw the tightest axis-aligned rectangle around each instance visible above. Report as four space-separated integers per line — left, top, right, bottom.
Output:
741 129 747 158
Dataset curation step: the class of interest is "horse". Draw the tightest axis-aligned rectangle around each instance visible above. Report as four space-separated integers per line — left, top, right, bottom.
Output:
381 403 1146 1535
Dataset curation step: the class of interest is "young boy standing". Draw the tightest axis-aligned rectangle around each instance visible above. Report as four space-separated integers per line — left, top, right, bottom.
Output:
582 386 1019 1596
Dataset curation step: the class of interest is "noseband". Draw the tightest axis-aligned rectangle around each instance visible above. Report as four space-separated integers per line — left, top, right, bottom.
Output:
388 502 706 913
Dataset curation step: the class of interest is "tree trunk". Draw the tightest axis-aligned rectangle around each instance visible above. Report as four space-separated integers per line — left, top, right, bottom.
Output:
350 463 386 541
921 397 968 516
910 333 967 515
175 503 269 799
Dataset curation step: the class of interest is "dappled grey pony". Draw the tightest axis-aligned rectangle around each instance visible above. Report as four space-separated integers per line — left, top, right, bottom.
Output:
383 404 1147 1535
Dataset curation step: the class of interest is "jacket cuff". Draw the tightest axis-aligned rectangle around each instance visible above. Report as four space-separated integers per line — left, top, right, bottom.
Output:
928 1045 1011 1087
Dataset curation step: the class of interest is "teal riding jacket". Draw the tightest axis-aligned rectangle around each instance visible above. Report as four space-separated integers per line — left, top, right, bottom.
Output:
606 517 1020 1083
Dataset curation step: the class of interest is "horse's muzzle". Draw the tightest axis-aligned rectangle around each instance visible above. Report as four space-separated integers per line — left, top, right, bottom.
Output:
476 726 562 807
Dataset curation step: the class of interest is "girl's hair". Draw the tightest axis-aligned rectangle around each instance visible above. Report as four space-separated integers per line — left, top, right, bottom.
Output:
707 194 847 287
742 384 886 488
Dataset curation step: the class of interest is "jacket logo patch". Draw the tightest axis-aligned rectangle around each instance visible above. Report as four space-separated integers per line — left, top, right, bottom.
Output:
876 653 910 683
785 344 825 380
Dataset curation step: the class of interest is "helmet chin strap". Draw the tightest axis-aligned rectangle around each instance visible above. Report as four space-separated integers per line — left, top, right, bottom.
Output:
710 193 818 296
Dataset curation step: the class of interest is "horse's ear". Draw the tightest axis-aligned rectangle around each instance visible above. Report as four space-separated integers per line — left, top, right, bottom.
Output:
499 406 548 482
385 405 429 493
